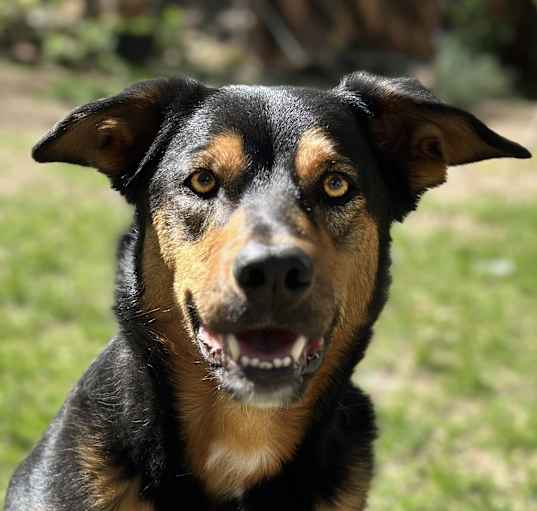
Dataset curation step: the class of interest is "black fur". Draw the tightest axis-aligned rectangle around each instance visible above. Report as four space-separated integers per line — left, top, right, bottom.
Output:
5 71 530 510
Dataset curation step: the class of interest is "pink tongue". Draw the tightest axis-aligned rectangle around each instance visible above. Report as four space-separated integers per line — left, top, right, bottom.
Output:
236 329 298 359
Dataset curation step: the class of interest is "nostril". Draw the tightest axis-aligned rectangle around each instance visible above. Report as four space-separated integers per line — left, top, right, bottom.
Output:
238 263 266 289
284 251 313 292
285 267 310 291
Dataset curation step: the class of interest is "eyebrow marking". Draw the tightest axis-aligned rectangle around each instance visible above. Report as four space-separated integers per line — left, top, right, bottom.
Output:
294 128 346 185
192 131 247 183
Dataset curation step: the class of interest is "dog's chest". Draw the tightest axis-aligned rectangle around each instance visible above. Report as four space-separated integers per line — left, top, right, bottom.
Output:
203 442 280 498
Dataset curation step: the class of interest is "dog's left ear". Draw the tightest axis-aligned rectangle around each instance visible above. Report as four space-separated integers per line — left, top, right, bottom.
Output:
336 71 531 218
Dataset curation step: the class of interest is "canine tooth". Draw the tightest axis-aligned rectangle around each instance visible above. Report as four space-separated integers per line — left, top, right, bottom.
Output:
291 336 307 362
282 356 292 367
259 361 273 369
250 358 260 367
273 358 282 368
227 335 240 362
240 355 250 367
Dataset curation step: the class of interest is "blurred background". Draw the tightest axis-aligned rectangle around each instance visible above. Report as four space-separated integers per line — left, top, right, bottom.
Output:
2 0 537 100
0 1 536 510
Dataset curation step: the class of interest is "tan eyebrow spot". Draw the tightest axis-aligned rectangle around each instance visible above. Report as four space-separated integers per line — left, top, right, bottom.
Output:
295 128 341 184
193 131 246 183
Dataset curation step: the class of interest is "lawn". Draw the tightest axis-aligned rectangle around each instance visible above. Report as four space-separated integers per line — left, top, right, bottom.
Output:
1 64 536 510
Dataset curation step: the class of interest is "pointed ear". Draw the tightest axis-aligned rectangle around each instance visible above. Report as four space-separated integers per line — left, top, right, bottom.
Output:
32 77 206 194
336 71 531 216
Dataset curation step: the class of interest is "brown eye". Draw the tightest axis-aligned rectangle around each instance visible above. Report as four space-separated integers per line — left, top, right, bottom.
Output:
189 169 218 196
322 173 350 199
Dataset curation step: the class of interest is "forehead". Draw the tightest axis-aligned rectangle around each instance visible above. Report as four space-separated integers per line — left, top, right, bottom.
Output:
171 85 370 162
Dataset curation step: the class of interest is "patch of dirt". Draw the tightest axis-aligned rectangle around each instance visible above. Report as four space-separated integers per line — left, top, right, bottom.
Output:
0 64 69 132
0 63 119 203
434 157 537 204
403 210 502 240
355 350 441 409
475 99 537 146
432 100 537 204
0 63 67 196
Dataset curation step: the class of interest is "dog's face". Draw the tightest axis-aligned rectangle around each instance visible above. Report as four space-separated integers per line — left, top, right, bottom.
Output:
146 87 386 406
33 72 530 407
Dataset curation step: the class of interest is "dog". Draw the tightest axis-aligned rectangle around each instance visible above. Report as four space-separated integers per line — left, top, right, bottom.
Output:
5 71 530 511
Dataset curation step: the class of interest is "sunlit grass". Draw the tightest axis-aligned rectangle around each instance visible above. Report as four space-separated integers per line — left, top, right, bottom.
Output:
0 150 130 497
360 193 537 511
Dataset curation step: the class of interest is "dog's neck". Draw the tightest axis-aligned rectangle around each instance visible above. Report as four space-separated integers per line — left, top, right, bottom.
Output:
174 356 313 498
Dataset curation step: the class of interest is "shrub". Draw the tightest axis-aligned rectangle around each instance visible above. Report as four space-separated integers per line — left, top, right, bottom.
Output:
434 35 513 108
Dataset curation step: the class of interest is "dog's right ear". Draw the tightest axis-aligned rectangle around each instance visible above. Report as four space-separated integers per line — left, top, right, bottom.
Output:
32 77 207 196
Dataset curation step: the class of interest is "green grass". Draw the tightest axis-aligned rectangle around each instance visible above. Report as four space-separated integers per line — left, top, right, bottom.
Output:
0 137 130 497
1 92 536 509
360 196 537 510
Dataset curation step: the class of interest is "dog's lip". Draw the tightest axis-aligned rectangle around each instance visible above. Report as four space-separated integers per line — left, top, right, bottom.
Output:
185 292 328 373
198 324 324 369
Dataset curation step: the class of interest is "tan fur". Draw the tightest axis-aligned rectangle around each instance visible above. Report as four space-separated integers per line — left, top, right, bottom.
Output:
316 456 371 511
370 111 450 193
295 127 342 185
407 158 447 193
76 443 153 510
180 390 311 498
35 84 166 175
304 210 379 405
92 117 136 175
407 123 448 193
423 111 508 165
192 131 247 185
116 478 154 511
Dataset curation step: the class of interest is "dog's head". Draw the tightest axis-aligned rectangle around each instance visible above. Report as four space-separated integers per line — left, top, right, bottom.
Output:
33 72 530 407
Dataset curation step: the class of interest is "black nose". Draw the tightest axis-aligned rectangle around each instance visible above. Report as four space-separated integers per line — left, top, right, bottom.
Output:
233 243 313 304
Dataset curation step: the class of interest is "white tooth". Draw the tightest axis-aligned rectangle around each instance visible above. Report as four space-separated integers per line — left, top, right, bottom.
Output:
282 356 292 367
240 355 250 367
250 358 260 367
291 336 307 362
227 335 240 362
273 358 282 368
259 361 273 369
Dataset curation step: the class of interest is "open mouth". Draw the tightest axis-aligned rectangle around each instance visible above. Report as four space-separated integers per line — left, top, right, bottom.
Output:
184 294 330 404
198 326 325 374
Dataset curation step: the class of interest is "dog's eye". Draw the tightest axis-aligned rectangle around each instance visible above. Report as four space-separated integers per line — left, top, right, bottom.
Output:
322 173 351 199
189 169 218 196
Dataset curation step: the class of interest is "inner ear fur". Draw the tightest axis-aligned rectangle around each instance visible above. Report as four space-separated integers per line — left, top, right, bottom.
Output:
337 71 531 196
32 77 205 182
